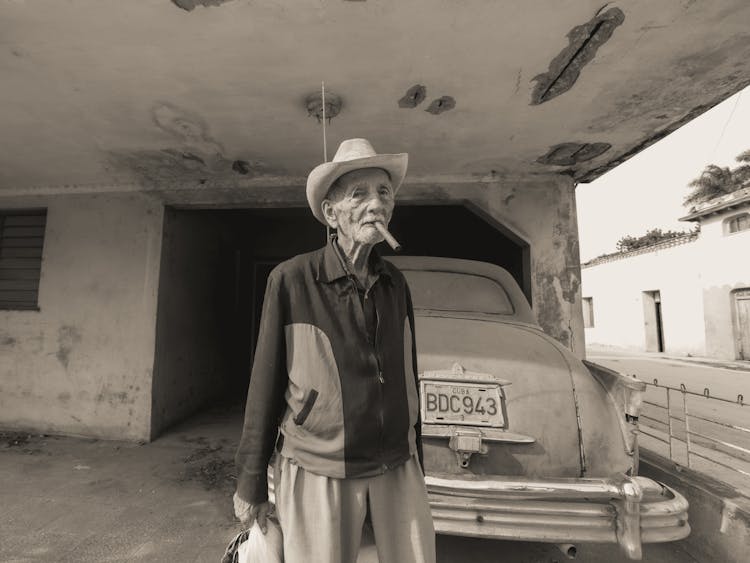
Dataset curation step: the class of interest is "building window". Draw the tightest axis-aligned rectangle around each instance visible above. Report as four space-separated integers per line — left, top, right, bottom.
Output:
582 297 594 328
0 209 47 310
725 213 750 235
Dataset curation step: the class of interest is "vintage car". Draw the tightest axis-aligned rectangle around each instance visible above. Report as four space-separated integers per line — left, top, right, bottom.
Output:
384 255 690 560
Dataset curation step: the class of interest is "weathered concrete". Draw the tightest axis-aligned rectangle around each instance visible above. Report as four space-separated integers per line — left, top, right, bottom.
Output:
147 173 585 356
0 193 163 441
537 142 611 166
171 0 236 12
0 408 701 563
424 96 456 115
531 7 625 105
0 172 584 442
640 449 750 563
398 84 427 109
1 1 749 189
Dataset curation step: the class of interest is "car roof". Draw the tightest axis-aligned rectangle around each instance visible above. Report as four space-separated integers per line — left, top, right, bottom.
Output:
385 255 537 325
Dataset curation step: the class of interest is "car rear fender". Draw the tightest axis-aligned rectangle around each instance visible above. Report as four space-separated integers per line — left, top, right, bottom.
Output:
583 360 646 473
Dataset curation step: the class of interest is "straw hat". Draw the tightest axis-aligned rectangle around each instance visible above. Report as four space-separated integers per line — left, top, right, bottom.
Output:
306 138 408 224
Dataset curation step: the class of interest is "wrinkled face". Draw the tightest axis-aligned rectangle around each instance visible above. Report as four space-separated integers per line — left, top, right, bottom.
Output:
321 168 395 247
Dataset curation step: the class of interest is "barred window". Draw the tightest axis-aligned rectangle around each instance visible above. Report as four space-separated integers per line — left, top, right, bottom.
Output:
0 210 46 310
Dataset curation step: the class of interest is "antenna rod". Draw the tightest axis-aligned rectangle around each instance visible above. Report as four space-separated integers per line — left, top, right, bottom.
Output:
322 81 328 162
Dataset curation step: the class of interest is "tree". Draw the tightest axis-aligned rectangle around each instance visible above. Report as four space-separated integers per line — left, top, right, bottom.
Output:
733 149 750 187
615 227 697 253
684 164 738 206
684 148 750 207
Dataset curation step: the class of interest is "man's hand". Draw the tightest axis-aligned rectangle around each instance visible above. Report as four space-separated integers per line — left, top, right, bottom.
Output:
233 492 273 534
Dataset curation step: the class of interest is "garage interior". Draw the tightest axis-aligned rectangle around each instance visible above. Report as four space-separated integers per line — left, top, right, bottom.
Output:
150 204 529 439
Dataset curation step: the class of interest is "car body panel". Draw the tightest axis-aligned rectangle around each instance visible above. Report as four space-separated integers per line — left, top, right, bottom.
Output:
415 315 583 477
382 255 690 558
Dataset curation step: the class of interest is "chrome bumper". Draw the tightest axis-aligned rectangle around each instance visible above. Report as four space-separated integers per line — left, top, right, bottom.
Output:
425 473 689 560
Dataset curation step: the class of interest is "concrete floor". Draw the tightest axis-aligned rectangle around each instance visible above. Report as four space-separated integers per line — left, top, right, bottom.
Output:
1 403 699 562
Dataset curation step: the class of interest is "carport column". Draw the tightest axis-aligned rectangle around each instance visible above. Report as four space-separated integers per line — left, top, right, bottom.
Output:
531 176 585 358
480 174 585 358
386 174 585 357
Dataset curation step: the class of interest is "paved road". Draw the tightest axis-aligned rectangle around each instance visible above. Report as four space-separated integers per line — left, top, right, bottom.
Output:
587 351 750 399
588 352 750 496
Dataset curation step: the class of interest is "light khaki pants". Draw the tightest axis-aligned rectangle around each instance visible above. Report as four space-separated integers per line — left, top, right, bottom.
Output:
274 454 436 563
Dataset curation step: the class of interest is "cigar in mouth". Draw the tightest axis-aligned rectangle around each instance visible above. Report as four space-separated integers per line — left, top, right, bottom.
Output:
374 222 402 253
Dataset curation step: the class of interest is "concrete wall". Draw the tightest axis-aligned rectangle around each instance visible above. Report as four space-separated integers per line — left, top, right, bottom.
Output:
581 204 750 360
581 240 706 356
479 176 584 356
0 193 163 440
697 212 750 359
0 172 586 441
152 175 584 357
150 209 231 438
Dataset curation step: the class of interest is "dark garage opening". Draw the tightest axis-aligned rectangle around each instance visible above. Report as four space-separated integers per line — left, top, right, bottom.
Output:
150 205 529 438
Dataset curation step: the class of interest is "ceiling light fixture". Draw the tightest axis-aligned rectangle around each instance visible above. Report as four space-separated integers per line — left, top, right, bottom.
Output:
306 91 342 124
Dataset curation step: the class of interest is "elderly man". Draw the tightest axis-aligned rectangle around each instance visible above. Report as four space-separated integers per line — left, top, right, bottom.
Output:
233 138 436 563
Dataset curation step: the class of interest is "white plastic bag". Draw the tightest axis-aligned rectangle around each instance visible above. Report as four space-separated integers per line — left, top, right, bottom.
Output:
222 518 283 563
237 518 284 563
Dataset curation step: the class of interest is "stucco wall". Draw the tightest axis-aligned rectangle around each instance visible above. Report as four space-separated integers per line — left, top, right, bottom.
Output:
697 212 750 359
0 193 163 440
0 173 586 441
581 206 750 359
581 241 706 356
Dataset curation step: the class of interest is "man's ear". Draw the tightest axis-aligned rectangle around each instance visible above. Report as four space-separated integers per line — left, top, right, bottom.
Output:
321 199 338 229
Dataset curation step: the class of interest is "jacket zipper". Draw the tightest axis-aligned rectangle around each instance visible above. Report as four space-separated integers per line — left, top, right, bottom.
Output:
372 293 385 468
353 274 386 471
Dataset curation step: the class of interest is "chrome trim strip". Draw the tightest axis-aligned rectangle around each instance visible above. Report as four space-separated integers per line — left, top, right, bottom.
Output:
424 474 690 559
422 424 535 443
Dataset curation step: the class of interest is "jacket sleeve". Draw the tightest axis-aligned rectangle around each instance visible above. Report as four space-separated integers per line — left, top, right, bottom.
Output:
234 270 288 504
404 281 425 473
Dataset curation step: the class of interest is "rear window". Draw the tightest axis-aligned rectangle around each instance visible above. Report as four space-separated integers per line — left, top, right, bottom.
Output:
402 270 514 315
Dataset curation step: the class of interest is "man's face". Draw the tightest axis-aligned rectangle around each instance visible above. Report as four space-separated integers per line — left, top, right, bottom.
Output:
322 168 395 247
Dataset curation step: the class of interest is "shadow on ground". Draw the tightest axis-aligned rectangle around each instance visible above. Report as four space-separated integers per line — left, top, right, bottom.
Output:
1 404 698 562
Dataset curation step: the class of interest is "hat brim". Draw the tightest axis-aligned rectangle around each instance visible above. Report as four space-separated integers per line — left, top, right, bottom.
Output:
306 153 408 224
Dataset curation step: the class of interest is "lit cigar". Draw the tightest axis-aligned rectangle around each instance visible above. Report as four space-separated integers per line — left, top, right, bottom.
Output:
374 222 402 252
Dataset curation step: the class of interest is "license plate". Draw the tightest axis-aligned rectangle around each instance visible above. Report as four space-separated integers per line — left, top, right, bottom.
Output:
421 381 505 427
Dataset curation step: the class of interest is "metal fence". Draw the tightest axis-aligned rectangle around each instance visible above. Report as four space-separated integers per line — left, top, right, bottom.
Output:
639 379 750 485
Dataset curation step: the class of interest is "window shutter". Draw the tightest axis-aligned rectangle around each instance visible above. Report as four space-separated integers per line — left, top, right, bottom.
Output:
0 210 46 310
727 213 750 234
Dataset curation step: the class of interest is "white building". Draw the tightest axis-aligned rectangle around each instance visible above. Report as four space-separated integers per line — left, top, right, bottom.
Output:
582 188 750 361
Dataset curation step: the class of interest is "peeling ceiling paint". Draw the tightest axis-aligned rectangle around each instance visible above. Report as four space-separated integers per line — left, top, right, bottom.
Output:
425 96 456 115
171 0 236 12
538 142 611 166
0 0 748 190
398 84 427 109
531 7 625 105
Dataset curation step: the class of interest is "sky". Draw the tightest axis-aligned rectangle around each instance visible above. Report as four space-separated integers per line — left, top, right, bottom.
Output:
575 85 750 263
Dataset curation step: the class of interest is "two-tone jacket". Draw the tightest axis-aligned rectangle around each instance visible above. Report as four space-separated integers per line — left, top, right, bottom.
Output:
235 237 422 504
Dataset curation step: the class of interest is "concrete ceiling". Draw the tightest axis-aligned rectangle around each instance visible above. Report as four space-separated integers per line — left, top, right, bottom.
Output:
1 0 749 192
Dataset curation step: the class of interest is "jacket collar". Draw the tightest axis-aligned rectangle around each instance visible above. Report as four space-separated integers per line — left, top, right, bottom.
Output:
316 234 391 284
